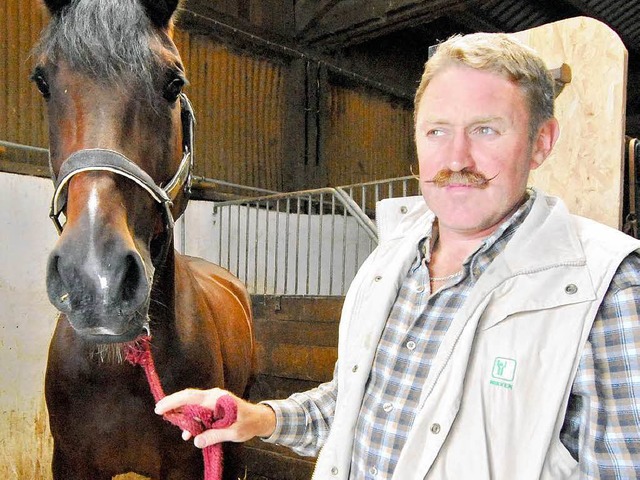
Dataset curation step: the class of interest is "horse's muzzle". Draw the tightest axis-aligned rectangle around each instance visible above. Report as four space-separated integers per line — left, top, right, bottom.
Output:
46 229 152 343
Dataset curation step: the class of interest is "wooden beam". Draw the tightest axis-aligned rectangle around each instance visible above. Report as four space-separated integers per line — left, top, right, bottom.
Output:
299 0 471 49
295 0 342 36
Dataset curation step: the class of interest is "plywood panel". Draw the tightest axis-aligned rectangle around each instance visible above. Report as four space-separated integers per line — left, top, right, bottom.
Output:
512 17 627 228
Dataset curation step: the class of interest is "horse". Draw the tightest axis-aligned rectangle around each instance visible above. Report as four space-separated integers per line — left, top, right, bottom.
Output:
32 0 255 478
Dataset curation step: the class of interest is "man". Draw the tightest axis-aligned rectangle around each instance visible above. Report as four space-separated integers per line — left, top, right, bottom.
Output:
155 33 640 479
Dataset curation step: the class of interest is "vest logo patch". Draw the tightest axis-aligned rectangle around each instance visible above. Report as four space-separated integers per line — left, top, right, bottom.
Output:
490 357 517 390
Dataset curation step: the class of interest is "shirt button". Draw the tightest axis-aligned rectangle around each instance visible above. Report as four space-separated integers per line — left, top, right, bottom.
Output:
431 423 441 434
331 466 339 475
406 340 416 351
416 285 425 293
369 466 378 475
382 402 394 413
352 364 358 373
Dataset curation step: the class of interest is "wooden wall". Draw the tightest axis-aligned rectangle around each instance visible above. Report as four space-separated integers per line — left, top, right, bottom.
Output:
174 31 289 191
0 0 50 176
325 84 415 186
240 295 343 480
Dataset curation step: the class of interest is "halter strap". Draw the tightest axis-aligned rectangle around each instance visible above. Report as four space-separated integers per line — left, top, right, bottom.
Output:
49 93 195 235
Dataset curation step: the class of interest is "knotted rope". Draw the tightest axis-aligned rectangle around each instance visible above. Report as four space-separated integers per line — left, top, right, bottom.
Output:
125 335 237 480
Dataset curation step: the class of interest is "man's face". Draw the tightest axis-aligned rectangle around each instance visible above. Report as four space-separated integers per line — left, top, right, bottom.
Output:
415 65 548 238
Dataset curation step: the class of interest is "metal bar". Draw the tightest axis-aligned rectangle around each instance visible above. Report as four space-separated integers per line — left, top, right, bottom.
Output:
354 211 361 284
214 206 222 265
305 194 312 295
274 199 280 294
0 139 49 154
192 175 278 195
329 194 335 295
236 204 242 280
294 197 301 295
253 201 259 293
284 197 291 294
263 200 270 295
341 196 347 294
225 206 232 269
244 201 250 287
334 188 378 240
318 192 324 294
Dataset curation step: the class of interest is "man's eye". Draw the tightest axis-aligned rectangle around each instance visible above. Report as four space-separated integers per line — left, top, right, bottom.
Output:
475 126 496 135
426 128 445 137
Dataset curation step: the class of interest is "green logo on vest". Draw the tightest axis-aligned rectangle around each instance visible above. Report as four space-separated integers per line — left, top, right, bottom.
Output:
490 357 517 390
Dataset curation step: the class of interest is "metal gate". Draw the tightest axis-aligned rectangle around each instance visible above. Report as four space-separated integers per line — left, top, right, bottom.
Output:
203 176 419 296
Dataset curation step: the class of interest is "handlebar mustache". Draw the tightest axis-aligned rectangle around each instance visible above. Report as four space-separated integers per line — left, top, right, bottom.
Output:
423 168 499 188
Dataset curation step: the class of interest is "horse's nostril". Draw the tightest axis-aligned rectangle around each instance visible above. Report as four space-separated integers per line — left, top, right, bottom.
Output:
46 253 73 312
121 254 143 304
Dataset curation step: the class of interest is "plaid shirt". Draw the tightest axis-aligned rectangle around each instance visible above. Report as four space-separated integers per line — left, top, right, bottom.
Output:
265 191 640 479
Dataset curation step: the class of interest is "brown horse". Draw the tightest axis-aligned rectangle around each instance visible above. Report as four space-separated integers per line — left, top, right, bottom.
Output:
32 0 255 478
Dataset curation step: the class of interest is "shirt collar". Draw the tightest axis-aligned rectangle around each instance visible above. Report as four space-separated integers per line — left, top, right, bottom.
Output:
417 189 537 271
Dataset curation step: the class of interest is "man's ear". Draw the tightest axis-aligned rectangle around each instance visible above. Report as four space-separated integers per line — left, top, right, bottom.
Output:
530 117 560 170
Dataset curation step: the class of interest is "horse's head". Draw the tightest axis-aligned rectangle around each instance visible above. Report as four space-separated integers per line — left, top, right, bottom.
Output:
35 0 194 343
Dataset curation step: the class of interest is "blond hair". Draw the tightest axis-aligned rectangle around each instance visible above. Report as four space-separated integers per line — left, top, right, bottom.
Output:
415 33 555 140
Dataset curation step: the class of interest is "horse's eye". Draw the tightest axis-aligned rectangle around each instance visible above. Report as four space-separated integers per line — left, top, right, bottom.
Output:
30 68 51 99
164 77 185 102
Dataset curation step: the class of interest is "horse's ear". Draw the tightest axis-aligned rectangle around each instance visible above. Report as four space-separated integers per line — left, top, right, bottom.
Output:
42 0 73 16
139 0 181 29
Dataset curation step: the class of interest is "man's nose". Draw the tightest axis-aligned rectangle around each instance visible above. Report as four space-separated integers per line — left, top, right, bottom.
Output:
445 132 474 172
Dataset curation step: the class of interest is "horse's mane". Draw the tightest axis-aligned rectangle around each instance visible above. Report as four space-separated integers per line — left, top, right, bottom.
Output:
35 0 164 92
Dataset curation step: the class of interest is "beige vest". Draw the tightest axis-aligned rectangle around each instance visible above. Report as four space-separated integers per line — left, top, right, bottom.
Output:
313 192 640 480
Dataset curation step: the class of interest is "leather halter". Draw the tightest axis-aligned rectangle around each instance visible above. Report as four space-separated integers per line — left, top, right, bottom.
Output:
49 93 195 236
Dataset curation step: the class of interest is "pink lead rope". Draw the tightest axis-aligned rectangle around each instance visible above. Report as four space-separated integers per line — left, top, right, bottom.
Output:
125 335 237 480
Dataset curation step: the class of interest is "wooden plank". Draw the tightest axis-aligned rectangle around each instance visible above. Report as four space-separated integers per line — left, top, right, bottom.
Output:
250 296 341 386
248 373 321 402
251 295 344 323
255 318 339 348
256 342 337 381
240 440 314 480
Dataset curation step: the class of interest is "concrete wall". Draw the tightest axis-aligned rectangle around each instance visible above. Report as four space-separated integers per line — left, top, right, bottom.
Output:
0 172 57 478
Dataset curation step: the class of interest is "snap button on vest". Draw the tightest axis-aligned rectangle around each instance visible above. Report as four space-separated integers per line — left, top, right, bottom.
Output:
565 284 578 294
374 275 382 282
352 364 358 373
331 466 339 475
400 206 408 214
430 423 441 434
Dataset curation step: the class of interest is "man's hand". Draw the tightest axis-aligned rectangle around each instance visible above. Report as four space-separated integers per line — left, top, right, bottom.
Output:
154 388 277 448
